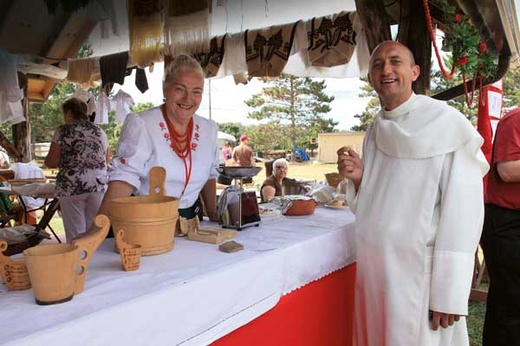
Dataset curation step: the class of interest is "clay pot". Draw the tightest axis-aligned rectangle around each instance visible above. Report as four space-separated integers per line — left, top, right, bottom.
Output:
115 230 142 271
23 243 80 305
0 240 31 291
110 167 179 256
283 197 318 216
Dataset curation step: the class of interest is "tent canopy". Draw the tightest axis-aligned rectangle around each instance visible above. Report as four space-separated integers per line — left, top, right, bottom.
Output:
218 131 236 142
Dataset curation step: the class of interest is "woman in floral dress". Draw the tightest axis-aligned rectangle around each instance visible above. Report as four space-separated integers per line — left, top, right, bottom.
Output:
45 97 109 242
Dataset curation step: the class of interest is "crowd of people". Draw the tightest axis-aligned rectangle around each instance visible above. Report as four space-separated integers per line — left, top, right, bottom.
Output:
2 42 517 345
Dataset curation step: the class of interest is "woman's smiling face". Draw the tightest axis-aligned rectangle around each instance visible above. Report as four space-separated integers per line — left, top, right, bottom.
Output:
163 70 204 123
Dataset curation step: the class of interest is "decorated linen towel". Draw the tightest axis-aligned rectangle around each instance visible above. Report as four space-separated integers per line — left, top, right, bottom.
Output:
245 22 299 77
307 11 358 67
193 35 227 78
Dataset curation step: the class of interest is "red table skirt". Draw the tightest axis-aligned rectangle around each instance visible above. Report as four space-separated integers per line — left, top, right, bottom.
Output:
212 263 356 346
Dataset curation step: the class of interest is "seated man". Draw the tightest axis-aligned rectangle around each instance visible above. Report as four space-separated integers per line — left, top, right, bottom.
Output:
261 158 291 203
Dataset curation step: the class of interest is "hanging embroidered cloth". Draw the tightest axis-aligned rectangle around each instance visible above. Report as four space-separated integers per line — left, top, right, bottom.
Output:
163 0 211 57
307 11 358 68
245 22 299 77
128 0 163 68
193 35 227 78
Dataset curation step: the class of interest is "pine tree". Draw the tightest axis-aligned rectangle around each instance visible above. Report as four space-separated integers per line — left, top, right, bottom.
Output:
244 74 336 160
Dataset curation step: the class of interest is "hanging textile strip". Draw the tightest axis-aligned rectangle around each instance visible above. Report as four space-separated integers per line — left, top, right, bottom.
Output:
245 22 299 77
163 0 211 57
193 35 227 78
307 11 358 68
128 0 163 68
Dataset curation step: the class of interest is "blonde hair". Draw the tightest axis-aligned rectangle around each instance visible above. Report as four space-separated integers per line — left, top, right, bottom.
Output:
163 54 204 87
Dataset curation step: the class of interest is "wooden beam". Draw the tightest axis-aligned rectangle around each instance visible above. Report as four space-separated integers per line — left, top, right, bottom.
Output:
402 0 432 96
354 0 392 54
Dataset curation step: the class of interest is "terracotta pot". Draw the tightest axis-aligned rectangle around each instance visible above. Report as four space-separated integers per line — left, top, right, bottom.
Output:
0 240 31 291
23 243 81 305
110 167 180 256
283 198 318 216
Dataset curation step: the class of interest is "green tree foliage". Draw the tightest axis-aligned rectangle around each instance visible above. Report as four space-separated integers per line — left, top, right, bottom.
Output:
351 64 520 132
30 83 76 143
501 64 520 112
351 77 379 131
131 102 154 113
244 74 336 160
218 122 243 143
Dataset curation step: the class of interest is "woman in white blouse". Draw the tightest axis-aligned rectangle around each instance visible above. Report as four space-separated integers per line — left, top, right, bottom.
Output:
93 54 219 236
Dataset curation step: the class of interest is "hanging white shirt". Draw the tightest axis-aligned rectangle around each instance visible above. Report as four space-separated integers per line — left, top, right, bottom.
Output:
110 89 134 123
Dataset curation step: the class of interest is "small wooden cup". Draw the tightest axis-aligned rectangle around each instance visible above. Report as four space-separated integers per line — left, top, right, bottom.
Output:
0 241 31 291
115 230 142 271
121 244 142 271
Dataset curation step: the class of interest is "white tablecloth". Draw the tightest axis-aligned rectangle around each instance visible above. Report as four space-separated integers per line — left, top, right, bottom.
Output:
0 207 356 346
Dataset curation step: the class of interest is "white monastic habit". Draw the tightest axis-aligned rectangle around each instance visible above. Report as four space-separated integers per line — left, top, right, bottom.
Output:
347 93 489 346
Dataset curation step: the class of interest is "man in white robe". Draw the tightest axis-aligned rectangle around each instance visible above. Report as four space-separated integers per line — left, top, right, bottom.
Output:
337 41 489 345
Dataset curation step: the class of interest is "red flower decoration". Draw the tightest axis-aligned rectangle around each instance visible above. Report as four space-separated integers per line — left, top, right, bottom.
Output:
194 133 200 139
159 122 165 128
453 13 462 23
457 56 468 66
191 143 198 149
195 124 200 130
120 158 126 164
478 42 487 54
164 133 170 139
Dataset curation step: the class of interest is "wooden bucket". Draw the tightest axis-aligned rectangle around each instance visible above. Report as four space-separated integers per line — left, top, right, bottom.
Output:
23 243 80 305
110 167 179 256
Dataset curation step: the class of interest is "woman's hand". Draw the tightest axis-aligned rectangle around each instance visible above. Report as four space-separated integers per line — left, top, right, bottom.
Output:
207 210 219 222
336 146 363 190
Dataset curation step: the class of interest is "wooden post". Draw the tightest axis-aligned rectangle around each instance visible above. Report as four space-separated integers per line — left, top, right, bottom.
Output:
354 0 392 54
13 72 31 163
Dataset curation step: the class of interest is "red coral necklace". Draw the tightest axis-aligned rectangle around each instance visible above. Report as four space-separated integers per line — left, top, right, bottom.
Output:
161 104 193 197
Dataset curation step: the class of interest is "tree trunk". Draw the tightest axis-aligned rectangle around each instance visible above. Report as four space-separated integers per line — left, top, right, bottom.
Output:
354 0 392 54
13 72 31 162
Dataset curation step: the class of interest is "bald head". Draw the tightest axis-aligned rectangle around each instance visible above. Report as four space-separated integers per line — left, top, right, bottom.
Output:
370 41 416 68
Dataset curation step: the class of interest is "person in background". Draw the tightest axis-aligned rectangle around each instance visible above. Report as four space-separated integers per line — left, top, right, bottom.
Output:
480 107 520 346
260 158 289 202
91 54 219 237
232 135 255 184
232 135 254 167
337 40 489 345
0 150 10 169
45 97 109 242
221 141 232 164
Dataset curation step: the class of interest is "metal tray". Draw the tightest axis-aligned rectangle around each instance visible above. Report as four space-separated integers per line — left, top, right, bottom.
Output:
216 166 262 178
